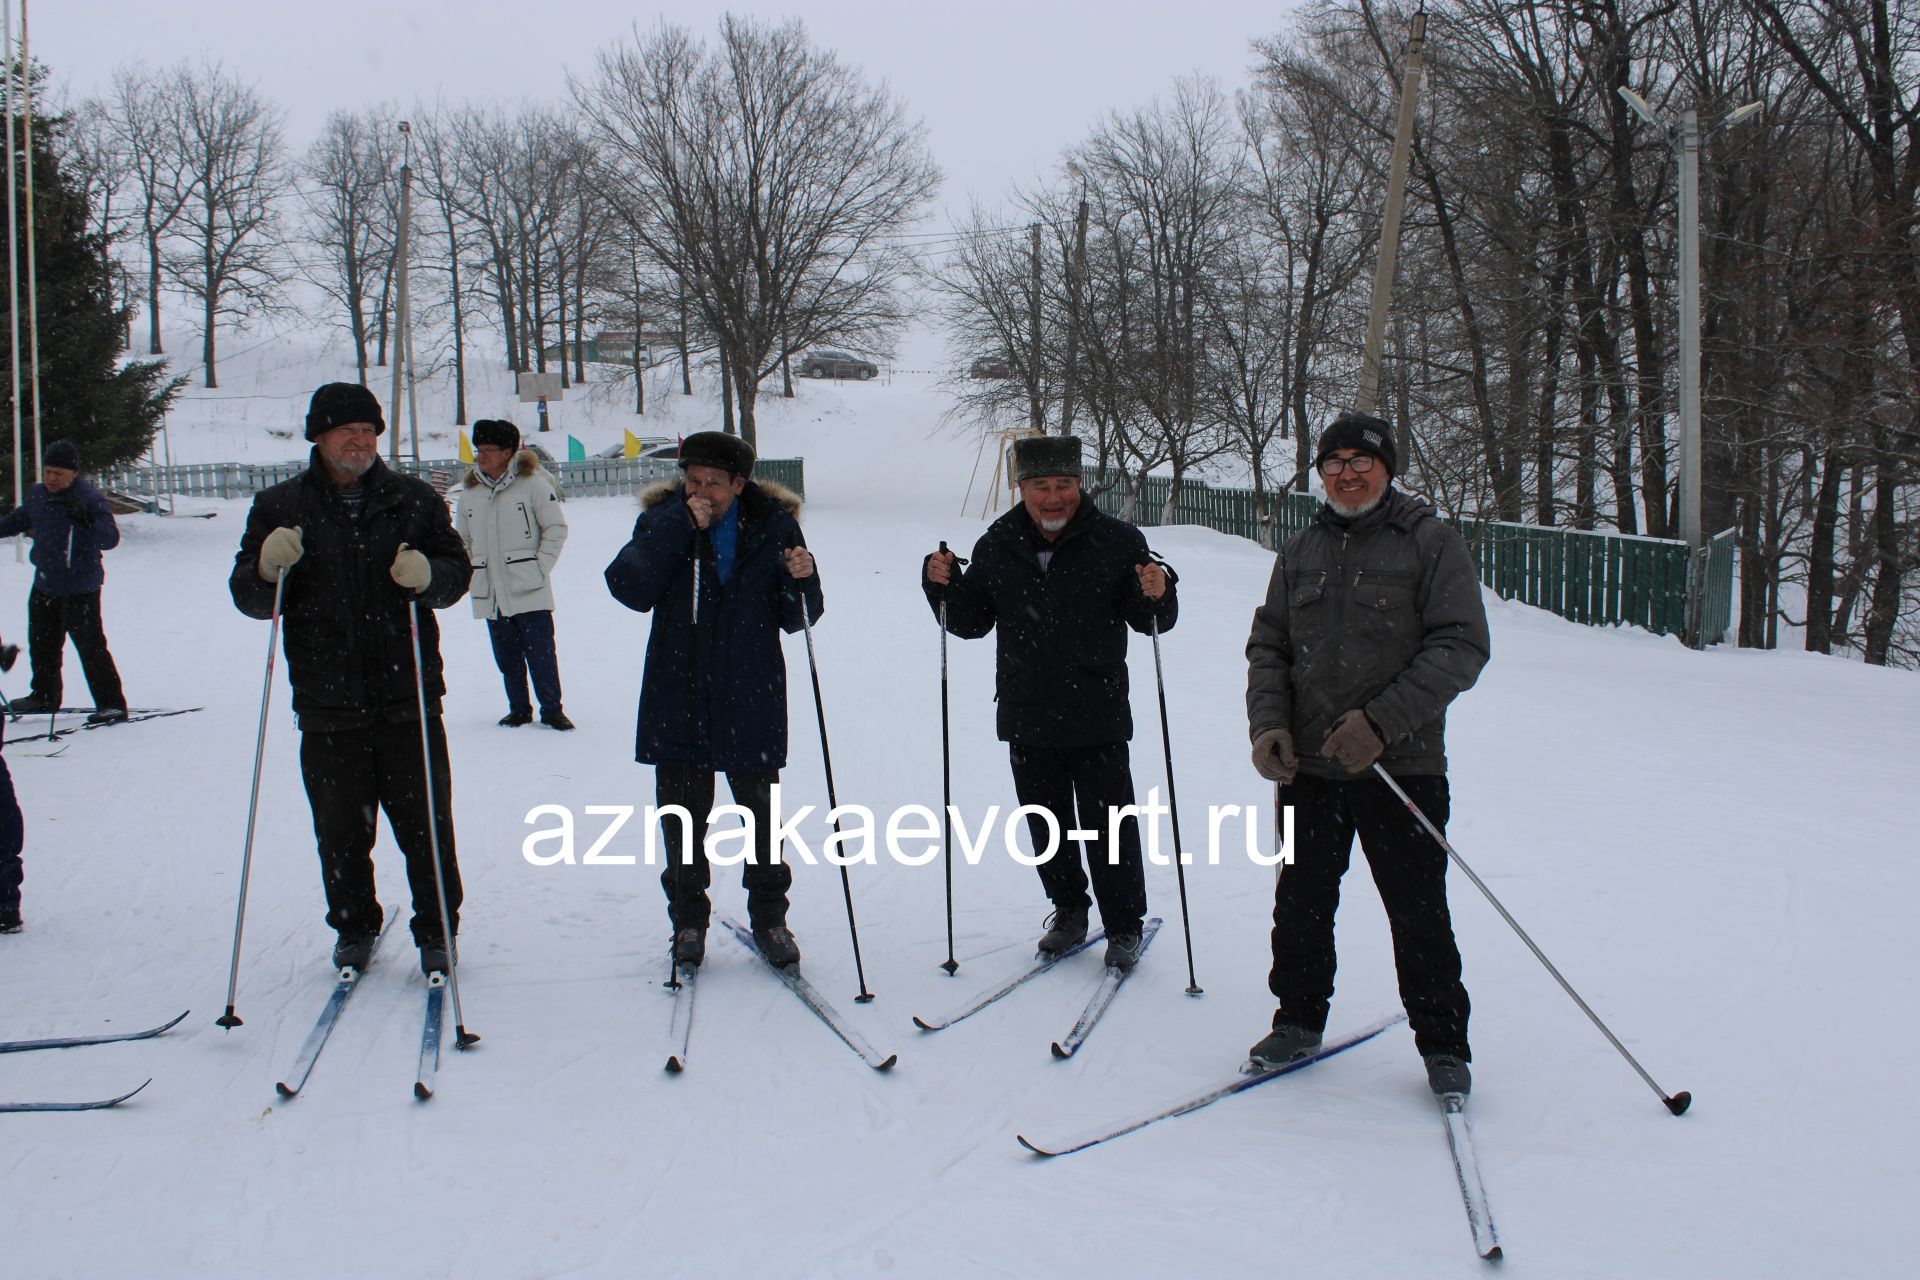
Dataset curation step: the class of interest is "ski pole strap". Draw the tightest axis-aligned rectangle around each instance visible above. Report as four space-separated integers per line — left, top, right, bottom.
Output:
1147 550 1180 586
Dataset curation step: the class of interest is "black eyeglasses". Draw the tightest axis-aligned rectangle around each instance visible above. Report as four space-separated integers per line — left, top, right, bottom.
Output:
1320 454 1378 476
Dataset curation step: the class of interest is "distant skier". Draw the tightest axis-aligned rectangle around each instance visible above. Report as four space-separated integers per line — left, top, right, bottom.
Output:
921 434 1178 972
0 440 130 724
228 383 472 976
1244 411 1490 1096
455 418 573 730
605 431 823 970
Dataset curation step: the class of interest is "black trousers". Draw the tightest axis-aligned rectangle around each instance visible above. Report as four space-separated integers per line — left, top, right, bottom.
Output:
0 754 21 913
1008 741 1147 933
1270 771 1470 1059
655 766 791 932
27 588 125 709
299 718 462 947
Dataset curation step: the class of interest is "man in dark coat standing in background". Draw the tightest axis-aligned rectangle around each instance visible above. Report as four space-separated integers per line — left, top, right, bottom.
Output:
229 383 472 977
1245 411 1490 1097
922 435 1178 972
605 430 823 970
0 440 130 723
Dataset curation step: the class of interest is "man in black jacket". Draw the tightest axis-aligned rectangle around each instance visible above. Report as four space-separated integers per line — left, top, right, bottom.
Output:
229 383 472 976
923 436 1177 971
1245 412 1490 1097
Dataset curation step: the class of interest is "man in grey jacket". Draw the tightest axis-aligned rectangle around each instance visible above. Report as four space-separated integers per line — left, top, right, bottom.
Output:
456 419 572 730
1244 411 1490 1097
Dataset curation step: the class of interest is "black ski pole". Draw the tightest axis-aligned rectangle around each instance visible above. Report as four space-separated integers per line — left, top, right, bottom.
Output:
667 533 704 993
794 565 874 1002
1146 594 1202 997
1371 762 1691 1115
216 566 287 1029
408 599 479 1049
936 540 959 976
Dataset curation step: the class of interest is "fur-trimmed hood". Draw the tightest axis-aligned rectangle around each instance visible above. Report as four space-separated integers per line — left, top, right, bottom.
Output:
463 448 544 489
638 477 802 520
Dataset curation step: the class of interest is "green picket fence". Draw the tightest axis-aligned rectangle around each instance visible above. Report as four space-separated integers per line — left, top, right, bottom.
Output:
98 455 805 503
1085 468 1732 645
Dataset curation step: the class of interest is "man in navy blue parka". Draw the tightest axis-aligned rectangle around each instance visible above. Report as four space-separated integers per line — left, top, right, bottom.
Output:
605 431 823 970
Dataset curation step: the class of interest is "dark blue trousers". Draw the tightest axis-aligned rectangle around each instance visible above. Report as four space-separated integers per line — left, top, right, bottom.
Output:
0 753 22 913
486 610 563 717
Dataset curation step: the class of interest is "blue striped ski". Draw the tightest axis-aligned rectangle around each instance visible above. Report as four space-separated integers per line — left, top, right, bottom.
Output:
718 916 895 1071
274 911 397 1100
0 1079 151 1113
664 967 697 1073
414 977 446 1100
0 1010 189 1054
1050 918 1161 1059
912 929 1107 1032
1442 1093 1502 1259
1016 1013 1407 1156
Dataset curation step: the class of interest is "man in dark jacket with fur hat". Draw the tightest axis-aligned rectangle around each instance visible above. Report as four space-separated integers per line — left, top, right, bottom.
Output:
0 440 130 723
229 383 472 977
1244 411 1490 1098
605 430 823 970
922 435 1178 973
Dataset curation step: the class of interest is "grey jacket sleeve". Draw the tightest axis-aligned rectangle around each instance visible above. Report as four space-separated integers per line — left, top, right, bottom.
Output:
1244 549 1294 741
1363 523 1490 744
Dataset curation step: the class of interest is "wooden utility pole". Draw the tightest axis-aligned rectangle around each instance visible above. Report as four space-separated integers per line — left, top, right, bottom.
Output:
5 0 24 520
1028 222 1044 434
1353 9 1427 419
389 122 415 463
20 0 41 470
1062 196 1088 437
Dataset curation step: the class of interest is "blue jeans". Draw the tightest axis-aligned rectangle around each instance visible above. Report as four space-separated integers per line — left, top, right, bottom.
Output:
486 611 563 717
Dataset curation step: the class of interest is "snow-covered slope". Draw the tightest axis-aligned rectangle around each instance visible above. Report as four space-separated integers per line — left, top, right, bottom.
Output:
2 334 1912 1278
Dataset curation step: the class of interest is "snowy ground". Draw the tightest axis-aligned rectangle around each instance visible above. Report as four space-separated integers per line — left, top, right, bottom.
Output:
2 337 1915 1278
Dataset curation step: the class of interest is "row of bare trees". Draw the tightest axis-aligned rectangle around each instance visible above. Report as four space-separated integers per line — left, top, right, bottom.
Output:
60 17 939 447
935 0 1919 666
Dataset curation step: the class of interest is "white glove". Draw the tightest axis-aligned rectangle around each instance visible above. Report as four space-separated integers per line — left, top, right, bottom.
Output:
390 542 432 593
257 526 303 582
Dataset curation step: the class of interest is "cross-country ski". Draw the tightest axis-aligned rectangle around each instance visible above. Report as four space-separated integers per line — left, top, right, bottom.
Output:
664 967 697 1074
273 915 396 1100
910 928 1105 1032
0 1080 152 1114
0 1011 188 1054
1049 917 1160 1059
718 917 895 1071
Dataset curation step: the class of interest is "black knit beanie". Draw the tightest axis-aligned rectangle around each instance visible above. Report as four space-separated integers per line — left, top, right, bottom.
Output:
1312 411 1397 477
306 382 386 440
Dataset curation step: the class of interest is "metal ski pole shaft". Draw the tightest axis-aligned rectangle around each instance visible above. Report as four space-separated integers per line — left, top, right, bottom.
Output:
216 567 286 1029
1148 612 1202 996
798 582 874 1003
1371 763 1691 1114
936 540 958 976
666 534 705 993
408 600 478 1049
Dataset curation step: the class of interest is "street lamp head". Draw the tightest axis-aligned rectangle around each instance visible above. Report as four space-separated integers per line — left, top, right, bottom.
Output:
398 120 412 134
1617 86 1660 128
1724 101 1762 127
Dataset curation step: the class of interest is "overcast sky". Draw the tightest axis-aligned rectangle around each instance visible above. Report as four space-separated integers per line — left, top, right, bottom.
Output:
40 0 1305 227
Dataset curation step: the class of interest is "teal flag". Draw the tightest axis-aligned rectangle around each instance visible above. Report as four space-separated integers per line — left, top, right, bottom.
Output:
567 435 586 461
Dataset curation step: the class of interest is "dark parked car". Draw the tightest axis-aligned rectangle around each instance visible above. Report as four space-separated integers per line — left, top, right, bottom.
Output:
970 356 1017 379
801 349 878 380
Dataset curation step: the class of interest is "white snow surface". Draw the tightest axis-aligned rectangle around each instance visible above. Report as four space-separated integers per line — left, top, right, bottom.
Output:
4 341 1915 1278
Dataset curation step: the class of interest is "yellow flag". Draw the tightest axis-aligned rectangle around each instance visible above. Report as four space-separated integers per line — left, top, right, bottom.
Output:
624 428 642 459
458 431 474 464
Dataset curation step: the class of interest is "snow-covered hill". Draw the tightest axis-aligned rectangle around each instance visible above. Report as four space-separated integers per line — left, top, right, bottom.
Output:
2 332 1912 1278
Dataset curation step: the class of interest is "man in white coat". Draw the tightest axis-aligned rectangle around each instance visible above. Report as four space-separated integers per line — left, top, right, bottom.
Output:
456 418 573 729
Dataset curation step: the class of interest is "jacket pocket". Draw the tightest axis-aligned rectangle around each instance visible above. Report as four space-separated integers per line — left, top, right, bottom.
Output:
504 552 545 596
1352 569 1415 640
470 560 493 599
1289 573 1328 610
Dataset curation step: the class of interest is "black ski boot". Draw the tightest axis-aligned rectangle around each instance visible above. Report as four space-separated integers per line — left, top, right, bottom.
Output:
9 692 56 716
1424 1053 1471 1098
1104 929 1146 973
86 707 129 726
332 932 376 973
540 709 576 731
753 924 801 969
419 941 451 976
498 709 533 727
1249 1021 1323 1068
0 907 22 934
1036 904 1089 957
672 926 706 967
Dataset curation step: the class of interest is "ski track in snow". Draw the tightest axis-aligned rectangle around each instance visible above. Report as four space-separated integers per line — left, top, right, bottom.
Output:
1 336 1915 1277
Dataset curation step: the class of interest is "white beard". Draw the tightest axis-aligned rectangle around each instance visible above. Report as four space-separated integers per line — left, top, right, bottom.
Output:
1037 515 1070 533
1327 488 1385 518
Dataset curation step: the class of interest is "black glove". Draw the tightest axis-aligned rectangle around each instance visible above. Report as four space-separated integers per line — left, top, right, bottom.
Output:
61 494 94 528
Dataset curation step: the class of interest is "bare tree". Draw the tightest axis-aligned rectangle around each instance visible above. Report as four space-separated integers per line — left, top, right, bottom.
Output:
578 15 940 447
299 107 400 384
162 61 288 387
101 65 192 355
